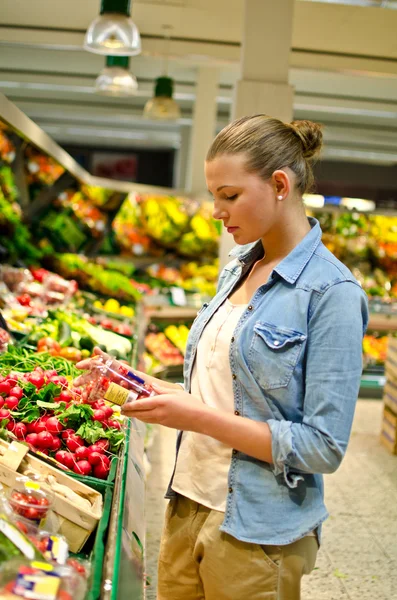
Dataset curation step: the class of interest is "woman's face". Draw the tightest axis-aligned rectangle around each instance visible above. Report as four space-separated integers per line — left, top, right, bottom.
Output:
205 154 282 246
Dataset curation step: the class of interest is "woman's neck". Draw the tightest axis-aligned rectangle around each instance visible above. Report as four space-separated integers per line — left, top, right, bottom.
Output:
260 206 311 265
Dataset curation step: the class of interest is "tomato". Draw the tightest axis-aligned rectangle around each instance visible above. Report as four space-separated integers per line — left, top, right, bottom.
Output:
24 507 41 521
16 293 31 306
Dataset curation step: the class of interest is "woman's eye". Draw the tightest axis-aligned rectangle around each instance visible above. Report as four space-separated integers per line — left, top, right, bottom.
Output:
226 194 238 201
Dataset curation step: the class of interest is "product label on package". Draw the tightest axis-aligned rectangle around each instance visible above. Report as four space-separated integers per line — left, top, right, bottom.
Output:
13 563 61 600
105 382 137 406
0 517 35 559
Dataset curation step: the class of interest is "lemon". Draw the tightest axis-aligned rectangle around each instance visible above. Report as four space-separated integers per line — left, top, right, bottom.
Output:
93 300 103 309
81 349 91 358
120 305 134 317
104 299 120 313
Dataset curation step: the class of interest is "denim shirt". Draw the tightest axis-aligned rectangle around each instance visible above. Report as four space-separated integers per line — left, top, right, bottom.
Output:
166 218 369 545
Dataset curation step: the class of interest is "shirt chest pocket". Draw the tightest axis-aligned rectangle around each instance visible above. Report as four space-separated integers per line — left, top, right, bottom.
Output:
248 322 306 390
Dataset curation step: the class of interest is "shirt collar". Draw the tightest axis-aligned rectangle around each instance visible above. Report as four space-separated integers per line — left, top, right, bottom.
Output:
228 217 322 284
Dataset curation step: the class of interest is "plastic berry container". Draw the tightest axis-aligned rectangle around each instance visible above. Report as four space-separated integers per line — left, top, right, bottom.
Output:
86 358 154 407
9 480 54 526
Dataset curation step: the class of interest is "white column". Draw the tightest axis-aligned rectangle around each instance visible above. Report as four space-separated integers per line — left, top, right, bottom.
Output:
219 0 295 269
174 124 190 189
186 66 219 195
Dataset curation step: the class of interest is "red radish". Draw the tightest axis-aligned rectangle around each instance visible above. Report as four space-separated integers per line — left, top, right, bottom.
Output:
26 433 39 446
87 451 103 466
26 422 38 434
28 373 44 389
66 435 84 452
14 423 27 439
50 437 62 452
93 409 106 422
34 421 47 434
6 373 19 385
9 386 23 400
75 446 89 461
95 439 109 452
61 428 75 440
5 396 20 410
108 419 122 430
55 450 75 469
39 449 49 455
0 381 11 395
73 461 92 476
91 400 106 410
59 390 73 403
93 463 110 479
51 376 68 387
0 376 4 384
0 408 11 420
0 398 4 409
6 421 15 432
102 406 114 419
87 443 104 455
40 415 51 423
36 431 53 448
46 417 63 434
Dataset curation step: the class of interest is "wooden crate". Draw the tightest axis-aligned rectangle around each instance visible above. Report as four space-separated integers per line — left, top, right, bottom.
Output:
380 406 397 455
0 440 103 552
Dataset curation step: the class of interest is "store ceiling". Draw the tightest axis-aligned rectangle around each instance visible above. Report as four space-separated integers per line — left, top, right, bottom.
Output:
1 0 397 170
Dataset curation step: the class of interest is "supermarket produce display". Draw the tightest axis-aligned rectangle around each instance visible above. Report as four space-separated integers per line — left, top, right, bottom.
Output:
2 90 397 597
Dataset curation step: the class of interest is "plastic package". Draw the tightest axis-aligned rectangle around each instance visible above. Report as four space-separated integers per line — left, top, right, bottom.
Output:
9 480 54 527
81 357 154 407
0 558 86 600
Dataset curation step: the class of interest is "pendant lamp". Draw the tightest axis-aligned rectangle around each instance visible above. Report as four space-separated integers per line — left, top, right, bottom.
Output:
143 26 181 120
84 0 141 56
95 56 138 96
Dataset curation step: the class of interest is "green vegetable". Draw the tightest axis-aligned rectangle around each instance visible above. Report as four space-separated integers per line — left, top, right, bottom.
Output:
79 336 94 352
58 321 72 347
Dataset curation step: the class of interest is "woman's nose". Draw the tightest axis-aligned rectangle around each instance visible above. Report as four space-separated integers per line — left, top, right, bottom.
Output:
212 202 227 221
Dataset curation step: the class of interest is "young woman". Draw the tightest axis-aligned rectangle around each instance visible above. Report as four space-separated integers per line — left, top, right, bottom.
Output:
77 115 368 600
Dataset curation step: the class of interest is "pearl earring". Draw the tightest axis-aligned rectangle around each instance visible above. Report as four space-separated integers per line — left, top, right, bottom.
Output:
277 195 283 200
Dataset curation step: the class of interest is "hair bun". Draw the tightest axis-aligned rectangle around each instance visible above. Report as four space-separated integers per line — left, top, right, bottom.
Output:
290 120 323 161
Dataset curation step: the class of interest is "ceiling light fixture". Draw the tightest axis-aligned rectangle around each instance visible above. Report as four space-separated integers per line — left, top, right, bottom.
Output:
95 56 138 96
84 0 141 56
143 25 181 120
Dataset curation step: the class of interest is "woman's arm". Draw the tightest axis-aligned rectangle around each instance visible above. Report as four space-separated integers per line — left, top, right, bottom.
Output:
121 388 274 463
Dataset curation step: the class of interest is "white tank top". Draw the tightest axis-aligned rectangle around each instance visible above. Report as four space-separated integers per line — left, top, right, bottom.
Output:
172 298 247 512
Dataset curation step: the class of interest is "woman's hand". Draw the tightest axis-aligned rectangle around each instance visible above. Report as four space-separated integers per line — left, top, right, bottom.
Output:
121 384 209 431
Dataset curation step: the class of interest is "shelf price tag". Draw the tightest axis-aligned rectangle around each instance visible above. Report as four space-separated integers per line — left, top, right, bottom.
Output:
170 287 187 307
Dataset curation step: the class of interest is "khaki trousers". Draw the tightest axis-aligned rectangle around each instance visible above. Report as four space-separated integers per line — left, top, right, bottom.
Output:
157 495 318 600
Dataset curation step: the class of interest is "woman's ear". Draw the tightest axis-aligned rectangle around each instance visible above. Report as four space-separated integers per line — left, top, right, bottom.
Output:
272 169 290 201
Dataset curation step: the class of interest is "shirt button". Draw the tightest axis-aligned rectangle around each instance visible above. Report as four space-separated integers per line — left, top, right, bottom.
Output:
247 305 253 311
232 449 238 455
228 487 233 493
232 373 237 380
234 410 240 416
274 340 280 346
231 337 235 343
211 345 214 351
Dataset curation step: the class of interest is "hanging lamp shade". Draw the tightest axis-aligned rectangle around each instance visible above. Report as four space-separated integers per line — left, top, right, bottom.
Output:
95 55 138 96
84 0 141 56
143 76 181 120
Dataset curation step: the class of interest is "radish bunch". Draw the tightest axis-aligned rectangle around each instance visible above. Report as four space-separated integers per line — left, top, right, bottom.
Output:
0 367 122 481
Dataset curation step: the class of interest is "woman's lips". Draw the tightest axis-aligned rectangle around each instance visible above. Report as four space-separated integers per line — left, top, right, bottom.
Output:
227 227 239 233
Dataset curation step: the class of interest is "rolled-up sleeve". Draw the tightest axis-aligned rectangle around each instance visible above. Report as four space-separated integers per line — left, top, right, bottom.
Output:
267 281 368 488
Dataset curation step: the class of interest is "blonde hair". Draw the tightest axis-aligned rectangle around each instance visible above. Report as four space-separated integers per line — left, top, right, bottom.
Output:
206 115 323 194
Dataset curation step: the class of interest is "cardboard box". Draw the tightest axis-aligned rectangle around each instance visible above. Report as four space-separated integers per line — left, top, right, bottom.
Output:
380 406 397 455
385 337 397 385
0 440 103 552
